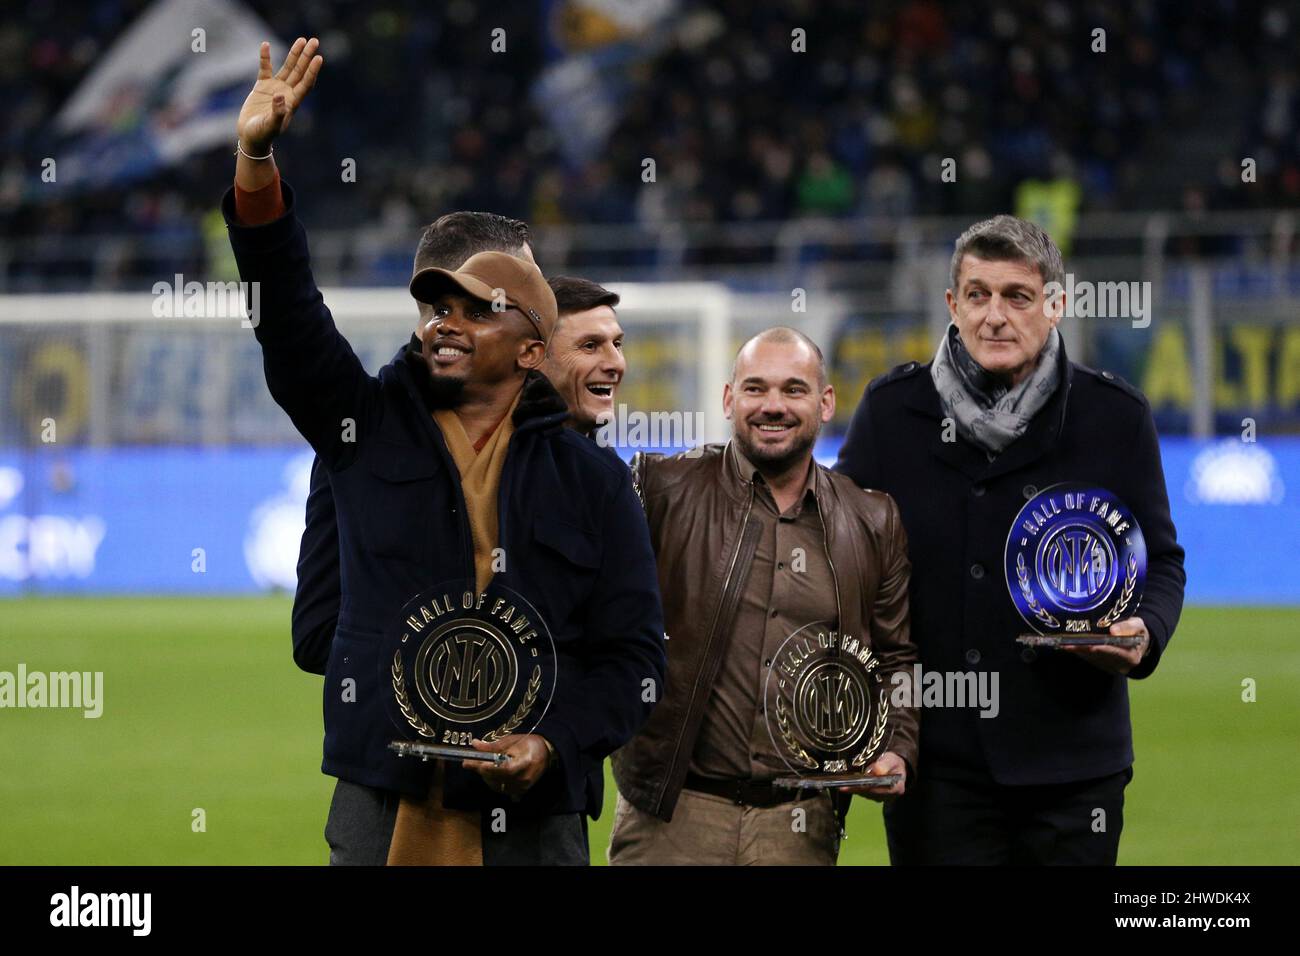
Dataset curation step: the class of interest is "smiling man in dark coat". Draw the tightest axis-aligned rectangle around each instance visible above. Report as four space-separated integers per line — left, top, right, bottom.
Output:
225 36 664 866
835 214 1185 865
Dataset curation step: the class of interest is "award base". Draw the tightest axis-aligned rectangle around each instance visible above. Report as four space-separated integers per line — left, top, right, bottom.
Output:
773 773 902 791
388 740 508 764
1016 634 1143 648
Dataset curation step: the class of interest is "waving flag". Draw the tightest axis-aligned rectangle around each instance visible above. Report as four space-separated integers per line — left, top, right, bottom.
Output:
51 0 280 189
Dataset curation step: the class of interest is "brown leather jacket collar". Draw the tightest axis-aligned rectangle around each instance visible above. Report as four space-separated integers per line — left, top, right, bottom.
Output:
727 441 820 513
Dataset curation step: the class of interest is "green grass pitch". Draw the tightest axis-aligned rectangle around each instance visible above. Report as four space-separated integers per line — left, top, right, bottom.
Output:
0 598 1294 865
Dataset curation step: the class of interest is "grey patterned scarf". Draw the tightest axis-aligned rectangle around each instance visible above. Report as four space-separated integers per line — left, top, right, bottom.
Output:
930 325 1062 457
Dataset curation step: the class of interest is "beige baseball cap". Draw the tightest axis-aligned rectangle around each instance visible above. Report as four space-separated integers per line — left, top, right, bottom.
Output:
409 251 557 341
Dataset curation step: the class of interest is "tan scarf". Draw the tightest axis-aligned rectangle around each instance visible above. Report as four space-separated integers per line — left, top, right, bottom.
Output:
386 391 521 866
433 393 521 593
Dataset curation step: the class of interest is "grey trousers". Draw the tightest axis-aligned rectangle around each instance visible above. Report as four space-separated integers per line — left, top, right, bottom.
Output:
324 778 589 866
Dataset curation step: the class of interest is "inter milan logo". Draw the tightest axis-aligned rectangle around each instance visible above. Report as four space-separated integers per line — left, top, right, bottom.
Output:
1039 522 1117 611
1005 483 1147 636
796 659 868 749
383 581 556 746
416 621 517 723
765 624 889 777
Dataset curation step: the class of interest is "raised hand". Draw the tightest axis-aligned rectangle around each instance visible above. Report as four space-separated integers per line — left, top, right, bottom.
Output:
237 37 323 154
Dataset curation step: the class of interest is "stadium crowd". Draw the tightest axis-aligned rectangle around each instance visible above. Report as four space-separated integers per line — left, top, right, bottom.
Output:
0 0 1295 285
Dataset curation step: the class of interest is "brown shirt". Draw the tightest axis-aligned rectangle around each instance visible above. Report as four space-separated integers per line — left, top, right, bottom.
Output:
688 444 839 781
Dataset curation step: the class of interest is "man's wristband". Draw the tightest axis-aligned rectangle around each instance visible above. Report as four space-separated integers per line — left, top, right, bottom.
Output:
236 141 274 161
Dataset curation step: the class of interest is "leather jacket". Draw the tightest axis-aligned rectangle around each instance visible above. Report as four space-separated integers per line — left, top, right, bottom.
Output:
612 442 919 821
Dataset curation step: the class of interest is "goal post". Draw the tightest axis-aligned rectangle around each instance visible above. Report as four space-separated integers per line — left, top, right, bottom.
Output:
602 281 733 446
0 283 750 451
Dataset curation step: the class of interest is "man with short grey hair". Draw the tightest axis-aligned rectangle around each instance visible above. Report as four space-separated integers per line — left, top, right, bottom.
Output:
836 214 1185 865
950 214 1066 292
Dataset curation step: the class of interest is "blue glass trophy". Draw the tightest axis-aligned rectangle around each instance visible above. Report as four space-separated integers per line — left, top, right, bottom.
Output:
1005 483 1147 647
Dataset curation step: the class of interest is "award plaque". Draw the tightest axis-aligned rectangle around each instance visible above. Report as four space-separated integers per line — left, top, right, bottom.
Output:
382 580 556 765
764 623 899 791
1005 483 1147 648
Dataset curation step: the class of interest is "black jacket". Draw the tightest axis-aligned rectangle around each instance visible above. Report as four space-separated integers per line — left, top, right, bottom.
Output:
222 181 666 817
290 455 338 676
834 346 1185 785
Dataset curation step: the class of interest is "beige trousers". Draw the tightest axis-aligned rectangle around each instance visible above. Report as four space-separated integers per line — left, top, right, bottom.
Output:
607 788 840 865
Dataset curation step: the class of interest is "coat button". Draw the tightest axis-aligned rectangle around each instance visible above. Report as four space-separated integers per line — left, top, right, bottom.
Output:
1023 484 1038 499
970 563 985 579
972 484 986 497
965 648 981 665
1021 647 1037 663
